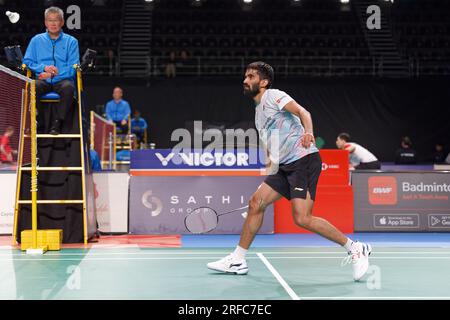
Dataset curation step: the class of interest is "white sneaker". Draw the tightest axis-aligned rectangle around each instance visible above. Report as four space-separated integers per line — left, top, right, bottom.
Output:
207 254 249 275
342 242 372 281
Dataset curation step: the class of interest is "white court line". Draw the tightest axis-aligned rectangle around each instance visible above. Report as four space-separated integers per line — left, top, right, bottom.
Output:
0 257 268 261
257 253 300 301
247 251 450 254
0 257 239 261
2 250 450 257
90 244 140 248
2 256 450 261
301 297 450 300
263 257 450 259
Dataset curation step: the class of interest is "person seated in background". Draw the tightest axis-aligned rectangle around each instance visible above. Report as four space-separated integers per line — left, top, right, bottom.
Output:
395 136 418 164
336 133 380 170
106 49 115 76
0 126 17 163
105 86 131 134
23 6 80 135
178 50 194 75
164 51 177 78
429 143 446 163
131 110 148 146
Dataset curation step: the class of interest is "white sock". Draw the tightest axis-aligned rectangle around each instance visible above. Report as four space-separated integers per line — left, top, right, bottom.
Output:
343 238 356 253
232 246 248 260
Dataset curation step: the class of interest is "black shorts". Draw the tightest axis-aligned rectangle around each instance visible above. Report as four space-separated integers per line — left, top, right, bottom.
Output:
264 152 322 201
355 161 380 170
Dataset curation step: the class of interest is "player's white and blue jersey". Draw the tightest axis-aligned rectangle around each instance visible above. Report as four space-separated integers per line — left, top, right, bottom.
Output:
255 89 319 165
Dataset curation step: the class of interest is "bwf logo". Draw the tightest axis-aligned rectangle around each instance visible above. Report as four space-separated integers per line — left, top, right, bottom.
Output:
368 176 397 205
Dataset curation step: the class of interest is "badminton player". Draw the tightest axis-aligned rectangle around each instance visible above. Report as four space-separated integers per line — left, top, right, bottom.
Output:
207 62 372 281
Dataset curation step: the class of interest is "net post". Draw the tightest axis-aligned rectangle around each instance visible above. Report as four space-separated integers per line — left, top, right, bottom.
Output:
113 123 117 170
22 64 31 78
12 71 30 246
30 80 38 249
108 132 113 170
75 65 88 245
90 111 94 150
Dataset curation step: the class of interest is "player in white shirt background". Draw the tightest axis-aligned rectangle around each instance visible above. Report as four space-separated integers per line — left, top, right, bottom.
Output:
336 132 381 170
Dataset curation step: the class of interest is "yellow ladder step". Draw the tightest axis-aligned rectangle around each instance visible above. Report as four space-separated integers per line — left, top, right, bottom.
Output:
21 167 83 171
18 200 84 204
24 134 82 138
116 146 131 149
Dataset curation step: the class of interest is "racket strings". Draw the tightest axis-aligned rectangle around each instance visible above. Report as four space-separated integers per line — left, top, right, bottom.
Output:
185 207 219 234
185 206 249 234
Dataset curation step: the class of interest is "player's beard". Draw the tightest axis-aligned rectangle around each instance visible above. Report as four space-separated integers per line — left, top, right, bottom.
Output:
243 83 260 97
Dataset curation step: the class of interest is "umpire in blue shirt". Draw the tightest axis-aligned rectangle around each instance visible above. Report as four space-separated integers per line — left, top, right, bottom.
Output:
23 6 79 135
105 87 131 134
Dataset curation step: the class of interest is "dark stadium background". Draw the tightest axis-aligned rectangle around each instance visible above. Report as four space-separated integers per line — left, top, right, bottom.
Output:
1 0 449 161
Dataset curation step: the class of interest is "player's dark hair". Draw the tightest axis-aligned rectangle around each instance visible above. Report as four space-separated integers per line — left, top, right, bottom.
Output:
338 133 350 142
246 61 274 89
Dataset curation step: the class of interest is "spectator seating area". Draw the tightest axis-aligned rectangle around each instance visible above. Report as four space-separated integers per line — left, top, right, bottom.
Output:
391 0 450 75
0 0 448 77
151 0 373 76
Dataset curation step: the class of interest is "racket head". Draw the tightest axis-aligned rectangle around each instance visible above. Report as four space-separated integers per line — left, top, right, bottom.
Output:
184 207 219 234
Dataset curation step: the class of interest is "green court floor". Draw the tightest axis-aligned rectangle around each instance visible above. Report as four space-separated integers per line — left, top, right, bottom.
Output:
1 247 450 300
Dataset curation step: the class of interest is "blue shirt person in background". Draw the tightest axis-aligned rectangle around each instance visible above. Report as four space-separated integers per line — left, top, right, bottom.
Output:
131 110 148 145
23 6 80 135
105 87 131 134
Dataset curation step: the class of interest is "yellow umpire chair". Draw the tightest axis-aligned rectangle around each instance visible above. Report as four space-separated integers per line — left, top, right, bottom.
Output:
13 63 97 253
